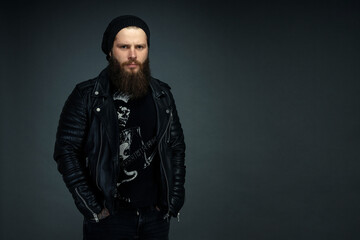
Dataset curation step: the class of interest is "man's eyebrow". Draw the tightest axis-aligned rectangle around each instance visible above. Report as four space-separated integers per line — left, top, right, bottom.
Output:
115 43 147 47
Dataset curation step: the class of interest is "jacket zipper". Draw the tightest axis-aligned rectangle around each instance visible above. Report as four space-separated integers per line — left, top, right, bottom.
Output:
113 112 120 198
75 187 99 222
113 155 118 198
95 124 103 191
158 109 173 219
163 112 181 222
166 112 172 143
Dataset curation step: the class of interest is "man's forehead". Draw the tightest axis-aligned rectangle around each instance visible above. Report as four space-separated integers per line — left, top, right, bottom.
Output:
114 27 147 41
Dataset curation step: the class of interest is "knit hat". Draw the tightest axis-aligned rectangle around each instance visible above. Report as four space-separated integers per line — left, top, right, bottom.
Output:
101 15 150 58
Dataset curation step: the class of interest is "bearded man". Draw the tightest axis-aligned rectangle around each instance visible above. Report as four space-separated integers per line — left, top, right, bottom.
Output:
53 15 186 240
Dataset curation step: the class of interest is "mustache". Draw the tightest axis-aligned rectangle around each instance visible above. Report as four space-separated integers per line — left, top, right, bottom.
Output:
121 59 142 66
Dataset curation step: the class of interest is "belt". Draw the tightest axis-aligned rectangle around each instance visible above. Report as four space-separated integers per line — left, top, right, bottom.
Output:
114 200 158 214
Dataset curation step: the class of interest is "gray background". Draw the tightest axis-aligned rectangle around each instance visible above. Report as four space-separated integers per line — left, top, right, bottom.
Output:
1 0 359 239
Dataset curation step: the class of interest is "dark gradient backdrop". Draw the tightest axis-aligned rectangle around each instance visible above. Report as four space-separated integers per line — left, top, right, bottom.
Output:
1 0 359 239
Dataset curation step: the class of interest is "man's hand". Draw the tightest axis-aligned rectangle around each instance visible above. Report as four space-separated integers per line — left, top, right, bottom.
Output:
97 208 110 220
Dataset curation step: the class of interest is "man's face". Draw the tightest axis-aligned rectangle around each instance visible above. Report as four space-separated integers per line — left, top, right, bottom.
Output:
110 27 148 73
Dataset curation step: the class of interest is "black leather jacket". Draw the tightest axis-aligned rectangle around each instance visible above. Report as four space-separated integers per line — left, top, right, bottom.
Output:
54 68 185 221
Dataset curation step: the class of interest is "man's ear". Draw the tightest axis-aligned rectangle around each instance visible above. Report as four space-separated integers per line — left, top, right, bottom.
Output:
109 51 112 57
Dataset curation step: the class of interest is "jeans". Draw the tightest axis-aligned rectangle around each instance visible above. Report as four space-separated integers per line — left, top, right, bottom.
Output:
83 206 170 240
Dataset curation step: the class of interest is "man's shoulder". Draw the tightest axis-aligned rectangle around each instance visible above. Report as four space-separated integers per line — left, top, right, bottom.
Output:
151 77 171 90
74 77 98 96
74 68 109 96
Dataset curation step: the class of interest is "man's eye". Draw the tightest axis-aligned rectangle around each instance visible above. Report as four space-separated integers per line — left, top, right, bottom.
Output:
119 45 128 49
136 45 144 49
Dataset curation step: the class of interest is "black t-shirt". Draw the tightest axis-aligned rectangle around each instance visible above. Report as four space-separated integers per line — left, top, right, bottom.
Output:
112 90 159 207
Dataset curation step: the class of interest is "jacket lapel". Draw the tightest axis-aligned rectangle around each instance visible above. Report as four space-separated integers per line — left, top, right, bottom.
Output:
149 78 171 140
92 68 119 157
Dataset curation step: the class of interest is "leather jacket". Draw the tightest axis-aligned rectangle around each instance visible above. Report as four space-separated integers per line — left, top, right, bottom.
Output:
53 68 186 221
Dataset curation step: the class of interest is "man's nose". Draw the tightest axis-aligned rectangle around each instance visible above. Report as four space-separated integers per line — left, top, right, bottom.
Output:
129 47 136 59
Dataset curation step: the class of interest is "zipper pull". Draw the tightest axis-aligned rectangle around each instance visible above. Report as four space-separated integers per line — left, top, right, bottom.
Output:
177 212 180 222
163 212 170 222
93 213 99 222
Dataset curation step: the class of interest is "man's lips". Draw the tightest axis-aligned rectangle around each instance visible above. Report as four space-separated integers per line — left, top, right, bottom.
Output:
126 63 139 68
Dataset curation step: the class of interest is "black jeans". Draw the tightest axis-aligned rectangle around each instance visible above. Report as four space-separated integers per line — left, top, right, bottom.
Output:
83 206 170 240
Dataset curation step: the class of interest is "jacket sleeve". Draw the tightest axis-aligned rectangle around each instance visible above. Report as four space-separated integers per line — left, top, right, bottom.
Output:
167 90 186 216
53 86 102 220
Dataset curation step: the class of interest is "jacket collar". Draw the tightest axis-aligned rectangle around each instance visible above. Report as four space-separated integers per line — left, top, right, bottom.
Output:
150 78 166 99
92 67 166 99
92 67 111 97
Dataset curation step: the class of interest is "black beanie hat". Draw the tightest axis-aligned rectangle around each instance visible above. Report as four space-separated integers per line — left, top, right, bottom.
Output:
101 15 150 58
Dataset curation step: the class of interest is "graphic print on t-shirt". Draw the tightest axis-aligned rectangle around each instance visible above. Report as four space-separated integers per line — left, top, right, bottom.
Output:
114 92 130 127
116 127 157 187
113 90 158 205
113 92 157 187
117 127 141 185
